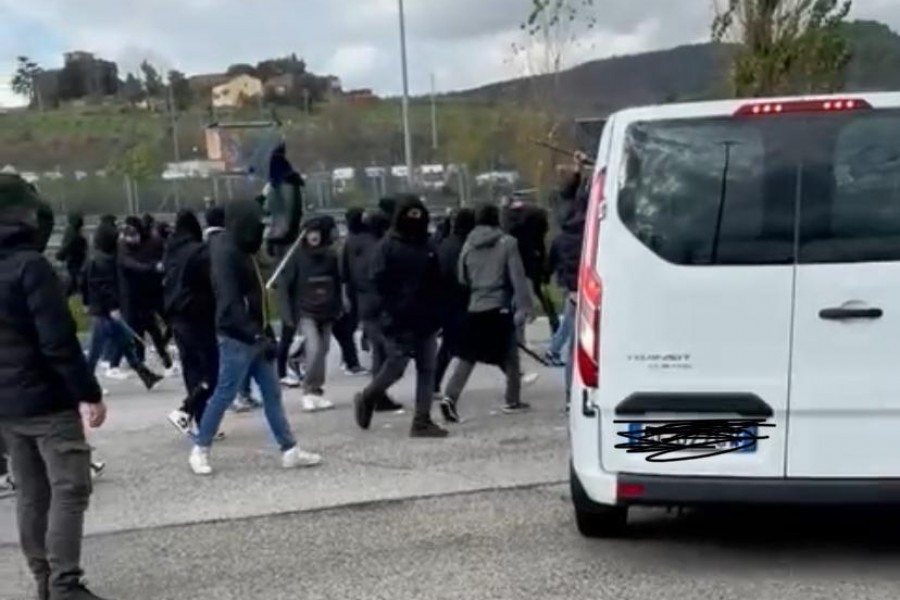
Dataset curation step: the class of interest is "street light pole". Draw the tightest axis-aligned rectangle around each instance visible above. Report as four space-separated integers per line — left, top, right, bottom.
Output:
398 0 414 189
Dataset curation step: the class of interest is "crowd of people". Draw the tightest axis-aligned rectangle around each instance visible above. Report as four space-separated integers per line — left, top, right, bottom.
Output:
0 149 589 599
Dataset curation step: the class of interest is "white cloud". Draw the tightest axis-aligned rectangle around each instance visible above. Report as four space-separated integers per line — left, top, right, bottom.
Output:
0 0 896 99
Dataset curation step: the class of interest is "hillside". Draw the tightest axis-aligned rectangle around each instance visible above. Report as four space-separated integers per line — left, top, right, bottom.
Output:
452 20 900 116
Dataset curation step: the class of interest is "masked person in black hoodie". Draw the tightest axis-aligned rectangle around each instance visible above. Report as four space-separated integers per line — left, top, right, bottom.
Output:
353 195 447 438
434 208 476 396
55 212 87 298
164 210 218 435
84 221 163 391
110 216 173 374
333 207 366 376
189 198 322 476
277 216 342 412
344 209 403 413
0 174 110 600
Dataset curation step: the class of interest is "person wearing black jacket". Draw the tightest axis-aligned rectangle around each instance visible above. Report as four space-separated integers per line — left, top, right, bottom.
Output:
353 195 447 438
55 212 87 298
112 216 173 371
84 222 163 391
546 204 584 369
334 207 366 375
346 210 403 413
190 198 322 476
278 217 342 412
0 174 110 600
434 208 475 395
164 210 218 434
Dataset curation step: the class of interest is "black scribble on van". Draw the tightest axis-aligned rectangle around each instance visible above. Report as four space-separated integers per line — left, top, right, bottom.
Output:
614 419 774 463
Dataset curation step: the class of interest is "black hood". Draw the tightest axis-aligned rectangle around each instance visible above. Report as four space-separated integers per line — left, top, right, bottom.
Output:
364 210 390 239
67 212 84 230
173 209 202 243
346 207 365 235
225 199 265 254
205 205 225 229
93 221 119 255
391 195 430 244
0 175 54 252
378 197 397 220
124 216 145 240
452 208 476 238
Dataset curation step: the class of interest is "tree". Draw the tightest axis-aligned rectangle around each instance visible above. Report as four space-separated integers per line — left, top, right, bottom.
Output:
712 0 853 96
121 73 145 105
10 56 43 108
140 60 164 98
167 69 192 111
226 63 258 77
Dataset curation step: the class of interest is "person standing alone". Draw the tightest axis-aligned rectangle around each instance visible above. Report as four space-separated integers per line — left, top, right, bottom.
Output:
0 174 110 600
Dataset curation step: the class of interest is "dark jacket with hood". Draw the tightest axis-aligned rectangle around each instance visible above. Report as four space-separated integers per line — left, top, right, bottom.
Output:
0 175 102 418
341 207 366 310
163 210 215 329
370 196 441 338
55 212 87 272
503 202 550 283
85 222 121 316
209 199 268 345
350 211 390 321
277 217 342 324
117 216 159 317
436 209 475 320
548 205 585 293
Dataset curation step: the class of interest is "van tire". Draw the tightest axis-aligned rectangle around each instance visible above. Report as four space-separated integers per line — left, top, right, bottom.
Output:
570 462 628 538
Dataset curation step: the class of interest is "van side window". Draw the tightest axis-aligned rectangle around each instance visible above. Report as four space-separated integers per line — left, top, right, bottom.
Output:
803 113 900 264
619 119 792 266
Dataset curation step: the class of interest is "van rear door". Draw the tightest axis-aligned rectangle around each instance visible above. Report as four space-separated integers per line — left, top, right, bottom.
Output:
787 100 900 477
596 109 795 477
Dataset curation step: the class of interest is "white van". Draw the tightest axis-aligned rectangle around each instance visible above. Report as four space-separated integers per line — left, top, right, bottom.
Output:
569 92 900 537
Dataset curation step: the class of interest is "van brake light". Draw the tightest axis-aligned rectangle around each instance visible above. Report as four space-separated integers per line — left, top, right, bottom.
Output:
734 98 872 117
576 169 605 389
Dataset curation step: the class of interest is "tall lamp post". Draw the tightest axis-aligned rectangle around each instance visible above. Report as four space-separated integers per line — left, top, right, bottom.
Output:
398 0 414 189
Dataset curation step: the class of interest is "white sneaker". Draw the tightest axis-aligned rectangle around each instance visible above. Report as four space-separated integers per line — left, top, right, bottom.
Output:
90 461 106 480
98 360 110 371
164 363 181 378
522 372 540 388
189 446 212 475
103 367 129 381
280 374 301 388
282 447 322 469
300 395 318 412
167 410 192 436
312 395 335 411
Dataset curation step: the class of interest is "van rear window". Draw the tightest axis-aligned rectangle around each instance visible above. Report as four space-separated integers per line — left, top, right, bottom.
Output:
619 110 900 266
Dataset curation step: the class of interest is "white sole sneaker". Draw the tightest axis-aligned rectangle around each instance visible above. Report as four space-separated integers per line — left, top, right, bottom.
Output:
282 447 322 469
280 376 301 389
167 410 192 436
313 396 335 411
189 447 213 475
300 396 318 413
521 373 540 388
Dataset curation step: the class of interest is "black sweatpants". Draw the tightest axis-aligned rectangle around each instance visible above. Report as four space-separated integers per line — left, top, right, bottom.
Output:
277 323 297 379
0 411 92 595
333 310 361 369
171 320 218 422
111 311 172 369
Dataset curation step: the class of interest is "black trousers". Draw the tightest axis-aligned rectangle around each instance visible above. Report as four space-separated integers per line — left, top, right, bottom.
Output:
0 411 92 594
277 323 297 379
171 319 218 422
111 311 172 369
333 309 360 369
64 265 82 298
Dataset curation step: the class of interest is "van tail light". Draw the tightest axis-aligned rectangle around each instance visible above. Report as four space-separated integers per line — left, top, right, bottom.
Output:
576 168 605 389
734 98 872 117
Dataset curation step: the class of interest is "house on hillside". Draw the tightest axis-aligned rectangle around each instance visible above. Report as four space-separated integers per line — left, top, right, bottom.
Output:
211 74 263 108
188 73 231 97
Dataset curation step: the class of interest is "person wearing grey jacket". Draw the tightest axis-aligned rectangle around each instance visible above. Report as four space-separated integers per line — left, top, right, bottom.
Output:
439 203 534 423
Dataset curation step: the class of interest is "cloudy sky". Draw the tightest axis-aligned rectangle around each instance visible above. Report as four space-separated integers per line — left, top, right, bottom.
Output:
0 0 898 107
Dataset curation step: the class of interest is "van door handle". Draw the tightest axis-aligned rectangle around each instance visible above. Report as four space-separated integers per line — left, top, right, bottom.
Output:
819 307 883 321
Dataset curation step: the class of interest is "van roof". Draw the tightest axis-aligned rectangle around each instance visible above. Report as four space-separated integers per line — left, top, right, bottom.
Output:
609 91 900 124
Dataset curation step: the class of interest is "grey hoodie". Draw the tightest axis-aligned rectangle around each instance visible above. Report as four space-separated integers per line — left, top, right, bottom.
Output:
458 225 533 317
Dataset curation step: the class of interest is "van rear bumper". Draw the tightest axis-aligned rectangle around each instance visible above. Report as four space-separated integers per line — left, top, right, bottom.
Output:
619 474 900 505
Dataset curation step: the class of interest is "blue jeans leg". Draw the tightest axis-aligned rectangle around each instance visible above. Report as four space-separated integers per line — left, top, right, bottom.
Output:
249 352 297 452
549 296 576 357
195 337 253 448
87 317 113 373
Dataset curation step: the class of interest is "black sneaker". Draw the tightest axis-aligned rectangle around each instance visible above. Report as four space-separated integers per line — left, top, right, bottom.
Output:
502 402 532 415
439 397 460 424
410 418 449 438
354 393 375 430
60 580 110 600
374 395 404 413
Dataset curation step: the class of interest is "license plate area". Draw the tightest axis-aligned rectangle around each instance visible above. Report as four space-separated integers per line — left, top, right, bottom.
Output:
616 419 768 463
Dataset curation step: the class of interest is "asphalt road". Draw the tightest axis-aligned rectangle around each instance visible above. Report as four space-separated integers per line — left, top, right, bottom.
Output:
2 322 900 599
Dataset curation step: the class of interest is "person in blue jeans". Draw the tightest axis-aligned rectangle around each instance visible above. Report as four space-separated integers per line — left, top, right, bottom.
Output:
189 198 321 475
